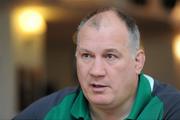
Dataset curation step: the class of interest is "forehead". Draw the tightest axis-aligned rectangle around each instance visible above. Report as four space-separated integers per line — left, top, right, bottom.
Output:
82 11 127 31
77 11 130 50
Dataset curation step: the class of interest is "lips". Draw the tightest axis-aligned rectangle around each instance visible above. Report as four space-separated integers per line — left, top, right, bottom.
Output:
90 83 108 93
92 84 107 88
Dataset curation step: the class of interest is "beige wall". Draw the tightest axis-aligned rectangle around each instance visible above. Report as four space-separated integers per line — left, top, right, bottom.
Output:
0 9 17 119
139 20 179 88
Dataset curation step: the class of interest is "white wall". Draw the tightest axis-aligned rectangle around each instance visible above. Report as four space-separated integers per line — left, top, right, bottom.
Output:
0 8 17 119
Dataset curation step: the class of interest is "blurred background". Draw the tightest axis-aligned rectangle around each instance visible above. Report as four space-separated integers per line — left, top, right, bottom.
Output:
0 0 180 119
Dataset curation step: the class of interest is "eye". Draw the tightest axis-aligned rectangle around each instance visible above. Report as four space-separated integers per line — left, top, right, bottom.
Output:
82 53 91 58
104 54 118 61
81 53 93 61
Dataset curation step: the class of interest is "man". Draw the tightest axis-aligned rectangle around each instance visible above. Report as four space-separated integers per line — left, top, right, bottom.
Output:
13 7 180 120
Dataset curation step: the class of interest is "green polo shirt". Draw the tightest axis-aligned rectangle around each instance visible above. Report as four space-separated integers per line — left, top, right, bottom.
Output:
44 74 164 120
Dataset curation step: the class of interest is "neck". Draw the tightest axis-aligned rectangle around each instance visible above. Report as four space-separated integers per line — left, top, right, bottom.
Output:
89 96 134 120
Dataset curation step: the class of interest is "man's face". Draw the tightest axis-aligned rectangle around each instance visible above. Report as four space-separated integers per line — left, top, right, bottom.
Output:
76 12 143 109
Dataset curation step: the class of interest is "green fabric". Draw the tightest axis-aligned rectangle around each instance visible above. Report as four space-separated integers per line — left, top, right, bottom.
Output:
71 90 91 120
44 74 164 120
44 90 91 120
126 74 164 120
44 93 76 120
136 96 163 120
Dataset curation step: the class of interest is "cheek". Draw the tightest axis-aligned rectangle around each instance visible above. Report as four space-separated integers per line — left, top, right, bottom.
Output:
76 61 89 83
112 59 133 73
109 63 138 97
109 60 136 85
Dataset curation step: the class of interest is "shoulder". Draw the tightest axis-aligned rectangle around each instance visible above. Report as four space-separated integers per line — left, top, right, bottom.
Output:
13 87 79 120
152 80 180 119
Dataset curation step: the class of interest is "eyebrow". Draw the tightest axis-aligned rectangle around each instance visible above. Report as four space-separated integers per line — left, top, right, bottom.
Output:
103 48 120 53
77 48 121 54
77 48 92 53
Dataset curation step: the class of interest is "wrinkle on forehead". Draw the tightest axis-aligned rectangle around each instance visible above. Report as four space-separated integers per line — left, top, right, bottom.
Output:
77 10 129 50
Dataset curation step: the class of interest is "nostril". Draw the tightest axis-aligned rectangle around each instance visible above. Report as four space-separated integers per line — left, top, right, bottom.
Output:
89 66 105 76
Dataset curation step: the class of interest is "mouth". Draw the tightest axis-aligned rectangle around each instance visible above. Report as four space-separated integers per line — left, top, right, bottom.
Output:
90 83 108 93
92 84 107 88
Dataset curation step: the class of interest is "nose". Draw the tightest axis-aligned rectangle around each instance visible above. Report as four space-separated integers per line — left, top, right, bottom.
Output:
89 57 106 77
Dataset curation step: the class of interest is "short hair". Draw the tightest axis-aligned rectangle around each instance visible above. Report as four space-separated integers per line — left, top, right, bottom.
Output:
74 7 140 56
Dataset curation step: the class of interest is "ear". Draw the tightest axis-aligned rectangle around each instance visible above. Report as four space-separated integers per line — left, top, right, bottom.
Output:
134 49 145 74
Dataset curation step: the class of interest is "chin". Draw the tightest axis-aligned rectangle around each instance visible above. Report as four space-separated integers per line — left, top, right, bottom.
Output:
88 94 113 106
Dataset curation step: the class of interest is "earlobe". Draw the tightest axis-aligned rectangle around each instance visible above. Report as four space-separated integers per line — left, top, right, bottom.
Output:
135 49 145 74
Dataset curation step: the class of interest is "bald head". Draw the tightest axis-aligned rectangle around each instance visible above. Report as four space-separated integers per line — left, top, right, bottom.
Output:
76 7 140 57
